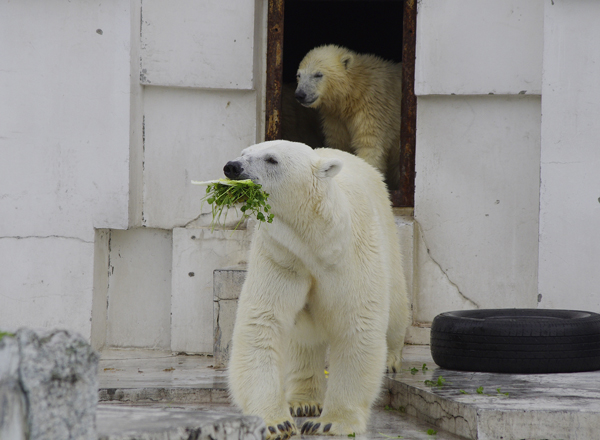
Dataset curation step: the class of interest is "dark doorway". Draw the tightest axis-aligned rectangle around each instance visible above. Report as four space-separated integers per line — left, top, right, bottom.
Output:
265 0 416 207
282 1 404 83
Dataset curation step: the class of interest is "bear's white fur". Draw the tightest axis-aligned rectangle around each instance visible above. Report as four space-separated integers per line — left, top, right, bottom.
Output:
227 140 409 438
295 45 402 190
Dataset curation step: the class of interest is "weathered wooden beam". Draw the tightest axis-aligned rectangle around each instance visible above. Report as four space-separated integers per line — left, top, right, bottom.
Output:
392 0 417 208
265 0 285 141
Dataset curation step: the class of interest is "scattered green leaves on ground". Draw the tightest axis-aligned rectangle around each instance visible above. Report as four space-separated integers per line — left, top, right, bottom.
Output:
406 363 429 375
424 376 446 387
465 385 510 397
192 178 273 230
426 429 437 435
496 387 509 396
0 331 15 341
348 433 356 438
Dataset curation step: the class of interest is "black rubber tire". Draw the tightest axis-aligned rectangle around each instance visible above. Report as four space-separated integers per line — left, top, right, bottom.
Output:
430 309 600 374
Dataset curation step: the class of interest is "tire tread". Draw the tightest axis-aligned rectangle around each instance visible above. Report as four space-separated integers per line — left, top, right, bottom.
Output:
430 309 600 374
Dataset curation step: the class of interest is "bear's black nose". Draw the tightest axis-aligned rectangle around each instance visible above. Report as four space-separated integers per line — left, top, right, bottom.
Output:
224 161 243 179
295 89 307 103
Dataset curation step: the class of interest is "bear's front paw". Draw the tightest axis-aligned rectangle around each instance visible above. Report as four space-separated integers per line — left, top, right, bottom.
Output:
289 400 322 417
386 352 402 374
265 418 297 440
300 419 360 436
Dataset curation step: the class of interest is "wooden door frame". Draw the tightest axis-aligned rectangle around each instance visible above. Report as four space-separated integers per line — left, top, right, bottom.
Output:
265 0 417 208
264 0 284 142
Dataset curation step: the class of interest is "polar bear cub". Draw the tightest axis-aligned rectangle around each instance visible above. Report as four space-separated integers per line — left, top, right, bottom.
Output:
295 45 402 190
226 140 409 438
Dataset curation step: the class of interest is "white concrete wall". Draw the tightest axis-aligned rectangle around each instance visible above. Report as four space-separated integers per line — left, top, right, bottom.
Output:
0 0 131 337
131 0 266 353
415 96 541 321
538 0 600 311
141 87 258 229
416 0 543 96
171 227 253 354
105 228 173 349
138 0 263 230
0 0 267 351
5 0 600 351
139 0 257 90
413 0 544 322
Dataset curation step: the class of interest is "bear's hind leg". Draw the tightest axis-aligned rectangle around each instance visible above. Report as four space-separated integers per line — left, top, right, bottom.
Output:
302 333 387 435
386 261 410 374
286 309 327 418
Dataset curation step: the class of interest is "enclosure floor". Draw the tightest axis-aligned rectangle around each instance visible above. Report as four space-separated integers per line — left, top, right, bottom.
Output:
98 345 600 439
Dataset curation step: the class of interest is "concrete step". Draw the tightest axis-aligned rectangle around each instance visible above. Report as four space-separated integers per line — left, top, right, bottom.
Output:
97 402 465 440
97 404 264 440
97 349 263 439
98 349 228 404
98 346 600 440
97 348 463 440
386 346 600 440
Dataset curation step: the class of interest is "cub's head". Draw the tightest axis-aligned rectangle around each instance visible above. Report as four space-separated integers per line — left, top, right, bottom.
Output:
223 140 342 208
295 45 355 109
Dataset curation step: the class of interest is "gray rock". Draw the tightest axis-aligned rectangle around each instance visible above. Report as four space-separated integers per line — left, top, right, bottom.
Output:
0 333 27 440
17 328 99 440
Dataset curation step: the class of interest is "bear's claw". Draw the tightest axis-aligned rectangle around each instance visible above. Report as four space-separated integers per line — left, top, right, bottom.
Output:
301 422 324 434
265 419 297 440
300 419 355 436
288 401 322 417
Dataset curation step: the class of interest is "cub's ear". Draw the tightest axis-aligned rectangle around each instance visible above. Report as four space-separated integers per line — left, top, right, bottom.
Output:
341 53 354 69
316 158 343 179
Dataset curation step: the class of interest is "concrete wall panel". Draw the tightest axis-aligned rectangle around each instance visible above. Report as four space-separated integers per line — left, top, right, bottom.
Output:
414 95 541 322
0 237 94 336
105 229 172 349
416 0 543 95
538 0 600 311
142 87 257 229
140 0 256 89
0 0 131 242
171 227 252 354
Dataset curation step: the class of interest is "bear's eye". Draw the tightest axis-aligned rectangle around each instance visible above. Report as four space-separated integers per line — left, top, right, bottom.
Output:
314 72 323 79
265 157 278 165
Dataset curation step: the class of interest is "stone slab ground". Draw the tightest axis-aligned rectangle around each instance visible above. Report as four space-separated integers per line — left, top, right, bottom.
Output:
98 345 600 440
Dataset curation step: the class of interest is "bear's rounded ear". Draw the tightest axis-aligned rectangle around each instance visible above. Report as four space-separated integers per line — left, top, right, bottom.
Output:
316 158 343 179
341 53 354 69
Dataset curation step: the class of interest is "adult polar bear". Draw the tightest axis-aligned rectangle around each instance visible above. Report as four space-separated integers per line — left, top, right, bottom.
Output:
226 140 409 439
295 45 402 191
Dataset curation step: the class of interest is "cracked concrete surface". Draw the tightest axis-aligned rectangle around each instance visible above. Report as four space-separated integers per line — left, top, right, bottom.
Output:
417 222 479 309
413 222 478 323
0 235 93 244
387 346 600 440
